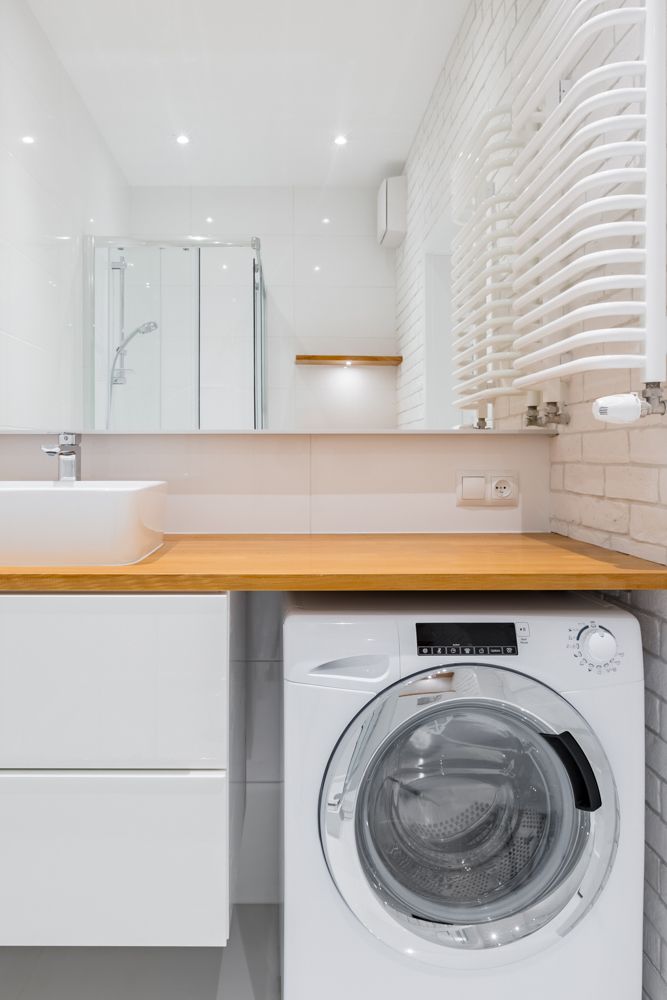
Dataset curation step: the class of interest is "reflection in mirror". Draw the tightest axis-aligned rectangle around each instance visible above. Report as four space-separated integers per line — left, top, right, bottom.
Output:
3 0 499 433
88 239 264 430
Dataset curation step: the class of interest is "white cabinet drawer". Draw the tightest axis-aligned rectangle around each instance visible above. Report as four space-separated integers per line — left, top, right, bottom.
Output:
0 770 230 946
0 595 228 768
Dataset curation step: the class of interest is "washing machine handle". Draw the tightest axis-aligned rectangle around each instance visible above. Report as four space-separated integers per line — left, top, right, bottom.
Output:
541 731 602 812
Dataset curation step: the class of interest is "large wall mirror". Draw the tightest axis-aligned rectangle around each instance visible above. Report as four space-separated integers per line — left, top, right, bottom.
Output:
0 0 509 433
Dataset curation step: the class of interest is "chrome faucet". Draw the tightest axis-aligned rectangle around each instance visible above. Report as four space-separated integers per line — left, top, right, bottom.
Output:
41 432 82 482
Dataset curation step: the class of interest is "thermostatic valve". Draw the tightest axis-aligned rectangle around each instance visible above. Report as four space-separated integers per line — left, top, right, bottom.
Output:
592 383 666 425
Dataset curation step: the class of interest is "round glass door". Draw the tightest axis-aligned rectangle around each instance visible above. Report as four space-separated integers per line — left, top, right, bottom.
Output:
357 702 587 925
320 664 618 958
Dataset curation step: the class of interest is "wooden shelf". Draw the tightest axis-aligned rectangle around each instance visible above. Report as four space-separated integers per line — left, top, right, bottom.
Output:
295 354 403 367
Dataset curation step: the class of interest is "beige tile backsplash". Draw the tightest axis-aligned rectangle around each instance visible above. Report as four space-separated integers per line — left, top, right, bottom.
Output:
0 433 551 534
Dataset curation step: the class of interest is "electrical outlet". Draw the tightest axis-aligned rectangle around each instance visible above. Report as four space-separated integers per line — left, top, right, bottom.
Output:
456 472 519 507
492 477 515 500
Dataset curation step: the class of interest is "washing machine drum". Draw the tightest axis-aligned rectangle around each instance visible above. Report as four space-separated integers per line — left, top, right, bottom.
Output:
320 664 618 956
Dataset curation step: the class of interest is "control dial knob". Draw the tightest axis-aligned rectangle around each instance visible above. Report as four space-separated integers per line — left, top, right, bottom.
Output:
578 626 617 665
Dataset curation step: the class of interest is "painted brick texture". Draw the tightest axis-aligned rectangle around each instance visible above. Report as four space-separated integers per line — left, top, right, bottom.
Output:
551 371 667 567
395 0 548 427
601 591 667 1000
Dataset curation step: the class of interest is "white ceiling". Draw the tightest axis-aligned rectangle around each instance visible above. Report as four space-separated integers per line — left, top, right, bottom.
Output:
27 0 470 187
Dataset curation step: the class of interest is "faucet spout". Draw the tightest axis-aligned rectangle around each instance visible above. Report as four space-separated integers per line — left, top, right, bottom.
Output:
41 432 82 482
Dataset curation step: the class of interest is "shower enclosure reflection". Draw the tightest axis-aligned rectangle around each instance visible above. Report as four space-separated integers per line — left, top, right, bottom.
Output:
86 238 265 431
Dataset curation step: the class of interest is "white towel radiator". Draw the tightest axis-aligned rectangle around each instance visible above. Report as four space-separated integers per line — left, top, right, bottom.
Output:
451 0 666 426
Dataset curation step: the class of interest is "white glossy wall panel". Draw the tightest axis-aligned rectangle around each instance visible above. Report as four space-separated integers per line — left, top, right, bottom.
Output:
0 0 129 430
0 594 229 767
0 770 229 946
236 782 281 905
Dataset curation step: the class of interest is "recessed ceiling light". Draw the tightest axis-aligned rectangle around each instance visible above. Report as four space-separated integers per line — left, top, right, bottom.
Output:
333 134 348 146
321 217 331 224
55 235 71 240
345 360 352 367
176 134 190 145
222 264 228 270
187 235 207 241
205 217 214 223
89 218 95 223
21 135 35 144
313 265 321 272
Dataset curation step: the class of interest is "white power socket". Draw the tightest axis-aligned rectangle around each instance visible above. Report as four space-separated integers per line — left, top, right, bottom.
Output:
456 471 519 507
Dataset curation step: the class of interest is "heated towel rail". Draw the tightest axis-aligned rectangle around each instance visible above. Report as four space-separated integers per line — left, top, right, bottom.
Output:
451 0 666 424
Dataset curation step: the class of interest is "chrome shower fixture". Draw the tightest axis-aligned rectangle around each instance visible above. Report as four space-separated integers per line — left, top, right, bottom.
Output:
106 320 159 429
115 320 158 355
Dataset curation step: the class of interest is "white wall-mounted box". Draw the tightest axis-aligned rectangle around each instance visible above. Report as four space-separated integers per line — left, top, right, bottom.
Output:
377 176 407 248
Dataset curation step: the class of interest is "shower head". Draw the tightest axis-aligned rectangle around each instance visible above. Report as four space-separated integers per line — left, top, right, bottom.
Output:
116 320 158 353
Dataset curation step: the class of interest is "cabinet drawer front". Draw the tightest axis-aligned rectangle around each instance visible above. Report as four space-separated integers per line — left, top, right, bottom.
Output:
0 770 229 946
0 595 228 767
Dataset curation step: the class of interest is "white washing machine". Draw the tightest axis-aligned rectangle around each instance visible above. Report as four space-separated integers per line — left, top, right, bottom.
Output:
283 593 644 1000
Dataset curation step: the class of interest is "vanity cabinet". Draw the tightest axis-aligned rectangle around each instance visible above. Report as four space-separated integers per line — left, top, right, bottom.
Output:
0 594 245 947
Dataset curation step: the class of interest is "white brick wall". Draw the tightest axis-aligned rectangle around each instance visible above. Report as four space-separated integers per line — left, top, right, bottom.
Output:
550 372 667 566
396 0 548 427
598 590 667 1000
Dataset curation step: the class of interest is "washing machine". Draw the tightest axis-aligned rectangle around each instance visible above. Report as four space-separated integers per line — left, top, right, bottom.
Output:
283 593 644 1000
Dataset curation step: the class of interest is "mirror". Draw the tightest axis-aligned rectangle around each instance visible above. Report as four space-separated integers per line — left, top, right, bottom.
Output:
2 0 508 432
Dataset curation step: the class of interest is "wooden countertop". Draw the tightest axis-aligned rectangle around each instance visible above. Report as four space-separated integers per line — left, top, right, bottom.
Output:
0 533 665 591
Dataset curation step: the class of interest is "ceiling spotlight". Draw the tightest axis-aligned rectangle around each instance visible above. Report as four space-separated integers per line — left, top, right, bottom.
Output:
313 265 321 272
21 135 35 144
205 217 214 223
321 217 331 224
333 134 348 146
345 360 352 367
176 134 190 145
222 264 228 270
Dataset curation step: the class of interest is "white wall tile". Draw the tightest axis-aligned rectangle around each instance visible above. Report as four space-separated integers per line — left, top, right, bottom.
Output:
190 187 293 237
129 187 191 237
294 236 394 287
293 285 396 341
236 784 281 904
0 0 129 431
294 187 376 236
245 662 282 783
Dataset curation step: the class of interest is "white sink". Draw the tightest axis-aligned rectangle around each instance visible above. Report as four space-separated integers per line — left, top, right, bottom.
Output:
0 481 167 566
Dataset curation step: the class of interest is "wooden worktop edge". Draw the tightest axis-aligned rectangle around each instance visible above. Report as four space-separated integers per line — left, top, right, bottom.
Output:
0 532 664 591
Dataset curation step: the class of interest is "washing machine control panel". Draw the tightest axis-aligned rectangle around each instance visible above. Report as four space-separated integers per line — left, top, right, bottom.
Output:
416 622 518 656
568 621 623 674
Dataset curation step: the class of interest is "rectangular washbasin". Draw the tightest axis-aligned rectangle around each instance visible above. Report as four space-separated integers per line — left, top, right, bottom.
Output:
0 481 166 566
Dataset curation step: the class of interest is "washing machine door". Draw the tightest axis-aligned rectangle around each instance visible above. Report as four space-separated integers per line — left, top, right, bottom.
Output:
320 663 618 963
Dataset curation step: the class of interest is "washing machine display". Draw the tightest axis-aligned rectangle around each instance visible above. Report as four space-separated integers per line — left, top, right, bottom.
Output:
416 622 518 656
320 663 618 954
